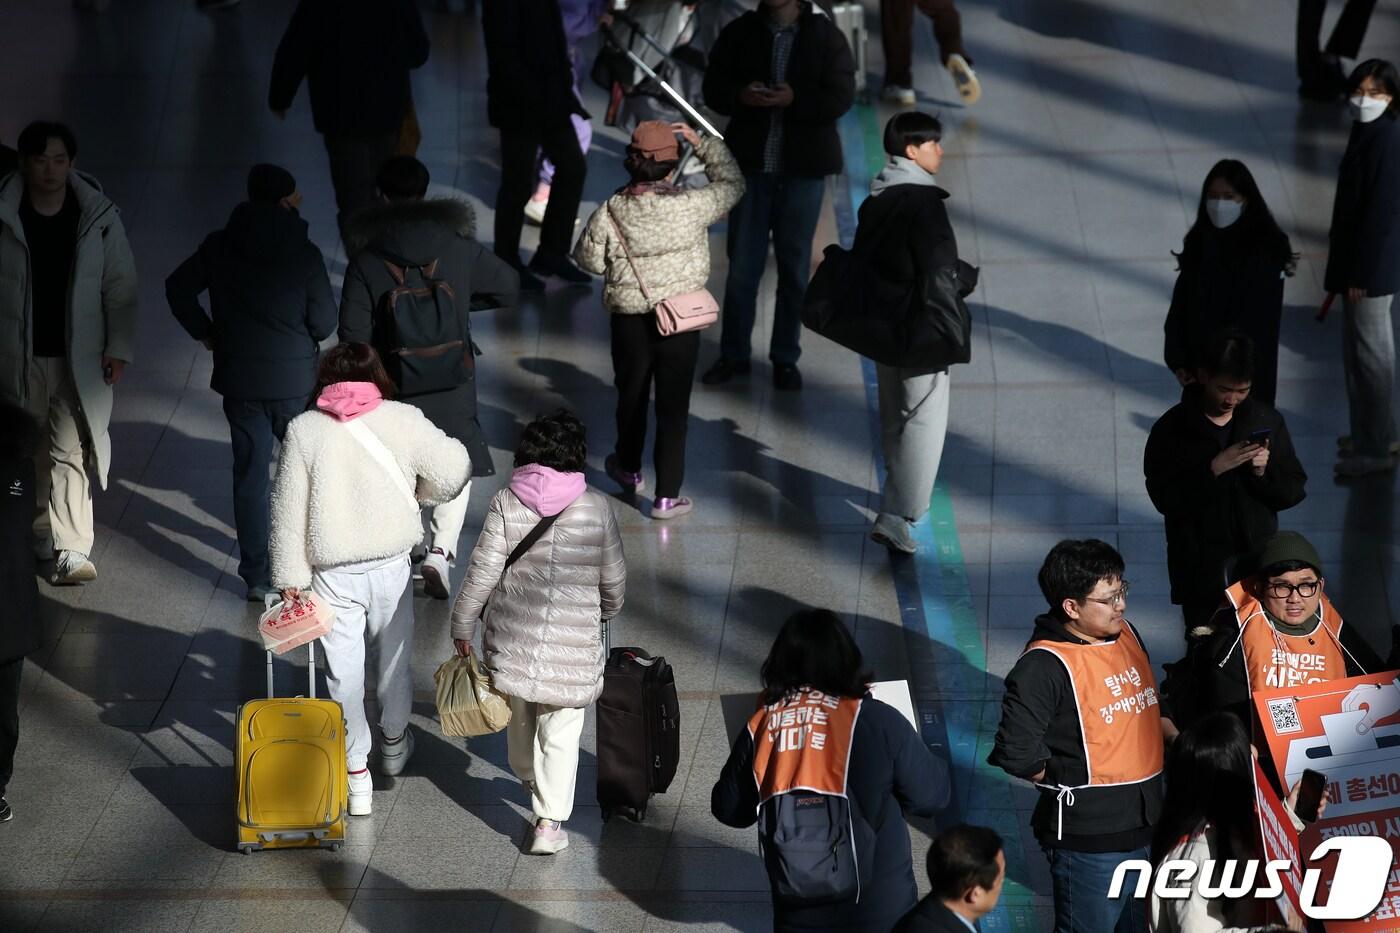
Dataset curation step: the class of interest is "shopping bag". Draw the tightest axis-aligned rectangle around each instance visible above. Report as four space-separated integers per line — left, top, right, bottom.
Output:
435 654 512 737
258 592 335 655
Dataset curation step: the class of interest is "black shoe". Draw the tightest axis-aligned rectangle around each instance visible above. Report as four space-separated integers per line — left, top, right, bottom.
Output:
528 252 591 284
0 796 11 822
700 358 751 385
773 363 803 391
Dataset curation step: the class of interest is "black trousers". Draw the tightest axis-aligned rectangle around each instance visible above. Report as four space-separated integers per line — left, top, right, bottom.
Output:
495 114 586 262
323 132 398 243
610 313 701 499
1297 0 1377 81
0 656 22 796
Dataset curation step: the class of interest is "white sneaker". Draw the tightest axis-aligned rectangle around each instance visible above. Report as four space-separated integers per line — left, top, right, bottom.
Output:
51 550 97 585
378 727 415 776
528 819 569 855
524 197 548 226
882 84 916 106
348 770 373 816
421 548 451 600
871 513 917 554
946 53 981 104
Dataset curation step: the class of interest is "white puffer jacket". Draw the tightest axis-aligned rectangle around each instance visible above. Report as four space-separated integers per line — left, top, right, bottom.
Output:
270 401 470 589
450 484 625 708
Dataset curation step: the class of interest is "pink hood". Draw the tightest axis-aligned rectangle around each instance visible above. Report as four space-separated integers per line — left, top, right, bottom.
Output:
316 382 384 421
510 464 586 517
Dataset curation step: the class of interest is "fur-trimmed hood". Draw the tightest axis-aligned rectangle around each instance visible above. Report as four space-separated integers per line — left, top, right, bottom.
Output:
342 197 477 260
0 400 39 461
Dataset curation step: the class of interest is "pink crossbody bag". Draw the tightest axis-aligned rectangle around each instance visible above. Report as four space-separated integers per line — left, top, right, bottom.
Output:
607 207 718 336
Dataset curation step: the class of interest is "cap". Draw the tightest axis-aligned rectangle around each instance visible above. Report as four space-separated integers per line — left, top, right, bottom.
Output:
1254 531 1324 577
629 121 679 162
247 163 296 205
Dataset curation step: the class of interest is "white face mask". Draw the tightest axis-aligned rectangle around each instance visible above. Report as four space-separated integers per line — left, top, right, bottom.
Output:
1206 198 1243 229
1350 94 1389 123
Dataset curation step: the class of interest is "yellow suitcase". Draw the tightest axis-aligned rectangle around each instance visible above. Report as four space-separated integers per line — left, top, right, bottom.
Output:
235 642 348 853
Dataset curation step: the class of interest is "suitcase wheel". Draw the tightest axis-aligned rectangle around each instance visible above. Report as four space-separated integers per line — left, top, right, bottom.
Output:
238 844 253 856
329 842 342 852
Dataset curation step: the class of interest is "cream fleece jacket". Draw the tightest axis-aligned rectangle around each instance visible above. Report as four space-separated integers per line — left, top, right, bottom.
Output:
270 401 470 589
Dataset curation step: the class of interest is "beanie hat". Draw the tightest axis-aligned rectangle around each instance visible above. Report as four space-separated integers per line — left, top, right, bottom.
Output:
629 121 680 162
247 163 296 204
1254 531 1323 577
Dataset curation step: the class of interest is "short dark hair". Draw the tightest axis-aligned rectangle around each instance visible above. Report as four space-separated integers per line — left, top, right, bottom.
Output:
1348 58 1400 110
514 409 587 472
882 111 943 157
623 150 679 183
928 825 1003 901
1037 539 1125 608
760 608 872 702
314 343 396 400
376 155 430 200
17 121 77 160
1197 328 1254 382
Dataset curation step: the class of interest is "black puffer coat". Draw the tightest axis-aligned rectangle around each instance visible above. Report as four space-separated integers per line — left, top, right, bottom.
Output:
340 199 520 476
165 203 337 402
0 402 39 664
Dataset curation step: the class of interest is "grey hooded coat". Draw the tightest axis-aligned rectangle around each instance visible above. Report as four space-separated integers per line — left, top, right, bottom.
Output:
450 488 625 708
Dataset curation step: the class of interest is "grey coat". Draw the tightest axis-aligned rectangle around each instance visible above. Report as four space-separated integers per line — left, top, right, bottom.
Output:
340 198 519 475
450 488 625 708
0 171 138 488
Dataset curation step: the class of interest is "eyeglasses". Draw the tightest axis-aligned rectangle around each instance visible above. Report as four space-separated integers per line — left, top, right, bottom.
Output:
1266 580 1320 599
1082 582 1130 608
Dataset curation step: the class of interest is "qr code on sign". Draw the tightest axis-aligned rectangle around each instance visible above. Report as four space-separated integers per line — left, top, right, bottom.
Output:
1268 697 1302 734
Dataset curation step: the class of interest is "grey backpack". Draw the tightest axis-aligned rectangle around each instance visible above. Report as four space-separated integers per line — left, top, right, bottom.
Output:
758 790 861 905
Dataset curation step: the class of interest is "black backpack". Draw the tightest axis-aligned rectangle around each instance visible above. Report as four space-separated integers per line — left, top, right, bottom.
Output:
759 790 864 906
370 250 473 396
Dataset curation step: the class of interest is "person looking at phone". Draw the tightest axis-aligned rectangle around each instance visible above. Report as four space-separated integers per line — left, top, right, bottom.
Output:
1160 531 1395 731
1145 329 1307 636
1150 712 1324 932
700 0 855 391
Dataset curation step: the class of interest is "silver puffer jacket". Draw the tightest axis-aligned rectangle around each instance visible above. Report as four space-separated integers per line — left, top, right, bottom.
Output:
450 487 625 707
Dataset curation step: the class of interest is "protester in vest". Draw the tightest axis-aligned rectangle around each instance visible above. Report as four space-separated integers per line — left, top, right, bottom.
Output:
989 539 1167 933
340 156 520 600
1150 712 1321 932
712 608 950 933
1144 329 1307 636
270 343 470 818
1160 531 1393 731
450 410 625 856
894 824 1005 932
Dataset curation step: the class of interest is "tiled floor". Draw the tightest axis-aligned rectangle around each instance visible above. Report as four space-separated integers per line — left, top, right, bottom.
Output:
4 0 1400 930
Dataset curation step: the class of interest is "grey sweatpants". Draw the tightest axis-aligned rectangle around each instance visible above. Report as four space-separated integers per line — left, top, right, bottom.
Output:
876 365 951 521
1342 293 1396 457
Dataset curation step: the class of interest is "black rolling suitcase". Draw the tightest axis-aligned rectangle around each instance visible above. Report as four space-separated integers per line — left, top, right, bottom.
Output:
596 620 680 822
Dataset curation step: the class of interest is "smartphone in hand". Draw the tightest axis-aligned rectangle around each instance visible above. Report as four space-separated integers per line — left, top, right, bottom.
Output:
1247 427 1272 446
1295 768 1326 823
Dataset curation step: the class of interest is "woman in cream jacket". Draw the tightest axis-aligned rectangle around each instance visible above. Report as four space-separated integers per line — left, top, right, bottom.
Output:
271 342 468 817
451 410 625 855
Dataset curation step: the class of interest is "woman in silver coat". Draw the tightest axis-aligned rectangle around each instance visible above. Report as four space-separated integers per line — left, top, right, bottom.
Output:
450 410 625 855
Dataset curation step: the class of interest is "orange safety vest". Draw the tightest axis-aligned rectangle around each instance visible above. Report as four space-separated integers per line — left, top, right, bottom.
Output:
1023 623 1164 838
1224 581 1351 693
748 689 862 800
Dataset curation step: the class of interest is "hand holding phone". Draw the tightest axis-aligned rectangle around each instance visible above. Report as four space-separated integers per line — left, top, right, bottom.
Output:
1293 768 1327 823
1247 428 1272 447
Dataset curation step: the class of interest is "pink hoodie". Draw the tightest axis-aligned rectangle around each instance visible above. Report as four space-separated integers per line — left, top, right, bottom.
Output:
316 382 383 421
510 464 586 517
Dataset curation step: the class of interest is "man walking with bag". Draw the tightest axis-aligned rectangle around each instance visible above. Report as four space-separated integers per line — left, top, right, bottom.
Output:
340 156 519 599
165 164 337 601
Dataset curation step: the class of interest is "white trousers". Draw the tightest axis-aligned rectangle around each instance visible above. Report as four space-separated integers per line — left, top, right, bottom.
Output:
26 357 95 554
314 555 415 771
506 696 586 822
427 479 471 557
876 365 951 522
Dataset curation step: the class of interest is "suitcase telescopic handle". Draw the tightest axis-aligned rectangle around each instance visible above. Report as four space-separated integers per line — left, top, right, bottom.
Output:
263 641 318 699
